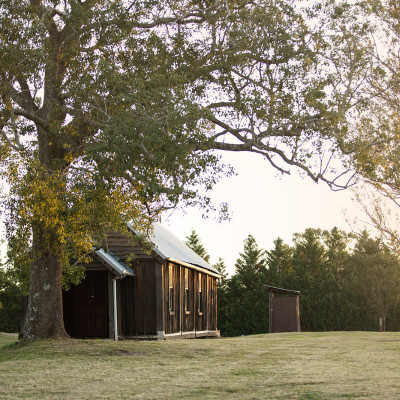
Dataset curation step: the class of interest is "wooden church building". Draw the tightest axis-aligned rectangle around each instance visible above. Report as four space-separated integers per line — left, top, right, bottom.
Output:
63 223 221 340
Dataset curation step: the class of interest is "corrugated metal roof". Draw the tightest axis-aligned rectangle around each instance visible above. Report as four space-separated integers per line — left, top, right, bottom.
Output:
128 222 220 276
95 249 135 278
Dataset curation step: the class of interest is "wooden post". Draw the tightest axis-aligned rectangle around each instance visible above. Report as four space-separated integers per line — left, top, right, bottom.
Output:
108 272 114 340
113 277 118 341
379 317 383 332
194 272 197 334
296 294 301 332
155 262 164 339
269 291 274 333
180 267 183 333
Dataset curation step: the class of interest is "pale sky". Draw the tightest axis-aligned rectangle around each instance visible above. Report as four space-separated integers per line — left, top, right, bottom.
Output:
162 152 367 275
0 151 369 275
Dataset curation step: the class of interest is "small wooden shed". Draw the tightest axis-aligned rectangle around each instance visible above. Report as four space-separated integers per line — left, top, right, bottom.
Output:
63 223 221 340
264 285 301 333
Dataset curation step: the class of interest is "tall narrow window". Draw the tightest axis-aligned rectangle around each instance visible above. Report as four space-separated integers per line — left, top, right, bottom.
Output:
185 269 189 312
198 273 202 313
169 264 174 312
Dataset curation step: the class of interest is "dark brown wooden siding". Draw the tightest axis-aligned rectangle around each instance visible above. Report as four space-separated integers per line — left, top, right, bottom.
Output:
164 263 218 335
134 261 158 335
195 272 207 332
164 263 181 334
207 276 217 331
116 276 136 337
270 296 299 333
63 270 109 338
181 267 195 332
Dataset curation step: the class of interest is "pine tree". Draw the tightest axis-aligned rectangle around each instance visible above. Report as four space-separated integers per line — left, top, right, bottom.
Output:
265 237 293 288
185 229 210 263
235 235 266 290
213 257 229 336
348 232 400 331
213 257 228 284
225 235 269 336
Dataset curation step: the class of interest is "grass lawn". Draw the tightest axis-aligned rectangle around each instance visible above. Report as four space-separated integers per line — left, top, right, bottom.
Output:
1 331 399 399
0 332 18 347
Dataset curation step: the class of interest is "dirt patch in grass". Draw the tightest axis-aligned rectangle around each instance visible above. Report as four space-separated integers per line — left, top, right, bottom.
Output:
111 348 150 356
1 332 400 399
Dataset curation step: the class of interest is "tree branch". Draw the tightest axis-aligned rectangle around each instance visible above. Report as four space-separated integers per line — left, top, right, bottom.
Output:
13 108 48 129
0 120 25 152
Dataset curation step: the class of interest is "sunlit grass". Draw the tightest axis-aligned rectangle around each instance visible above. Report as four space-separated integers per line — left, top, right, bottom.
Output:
1 332 400 399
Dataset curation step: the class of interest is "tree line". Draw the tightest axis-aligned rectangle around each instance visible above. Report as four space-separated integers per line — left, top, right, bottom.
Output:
1 225 400 334
186 228 400 336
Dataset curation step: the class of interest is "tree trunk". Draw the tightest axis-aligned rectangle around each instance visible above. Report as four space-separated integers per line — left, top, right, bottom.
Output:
21 226 68 340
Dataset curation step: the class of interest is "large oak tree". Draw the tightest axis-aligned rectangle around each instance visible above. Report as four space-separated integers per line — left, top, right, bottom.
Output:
0 0 369 339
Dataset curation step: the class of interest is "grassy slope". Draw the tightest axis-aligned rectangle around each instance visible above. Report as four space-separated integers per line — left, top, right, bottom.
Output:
0 332 399 399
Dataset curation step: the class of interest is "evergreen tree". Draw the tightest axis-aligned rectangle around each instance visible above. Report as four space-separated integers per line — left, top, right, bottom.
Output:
235 235 266 290
213 257 228 285
225 235 269 336
185 229 210 263
322 227 355 330
348 232 400 331
0 266 22 333
323 227 352 273
213 257 229 336
292 228 330 331
265 237 293 289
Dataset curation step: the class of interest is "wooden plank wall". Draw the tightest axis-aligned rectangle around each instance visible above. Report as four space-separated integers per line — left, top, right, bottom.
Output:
182 268 194 332
271 296 299 333
207 276 217 331
164 263 181 334
135 261 157 336
195 272 205 332
164 263 218 335
117 276 135 337
111 261 160 338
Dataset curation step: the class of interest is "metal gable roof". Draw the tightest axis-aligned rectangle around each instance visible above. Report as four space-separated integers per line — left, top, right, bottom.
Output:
128 222 220 276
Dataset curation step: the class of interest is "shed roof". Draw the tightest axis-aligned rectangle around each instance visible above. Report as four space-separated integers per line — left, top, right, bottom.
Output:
264 285 300 295
128 222 220 276
94 249 135 278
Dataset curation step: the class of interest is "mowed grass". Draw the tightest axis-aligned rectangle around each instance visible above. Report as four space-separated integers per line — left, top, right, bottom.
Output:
1 332 400 399
0 332 18 347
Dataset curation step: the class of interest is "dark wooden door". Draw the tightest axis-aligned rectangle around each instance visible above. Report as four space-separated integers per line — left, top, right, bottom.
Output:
64 270 109 338
271 297 298 333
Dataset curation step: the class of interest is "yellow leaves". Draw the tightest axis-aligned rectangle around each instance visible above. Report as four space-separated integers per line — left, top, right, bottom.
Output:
64 152 74 164
3 149 157 286
0 142 11 164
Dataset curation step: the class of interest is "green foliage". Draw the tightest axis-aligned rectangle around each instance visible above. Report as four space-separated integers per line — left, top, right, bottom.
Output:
220 235 269 336
265 237 293 288
213 258 228 284
185 229 210 263
212 257 229 336
347 232 400 331
219 226 400 336
0 266 22 333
